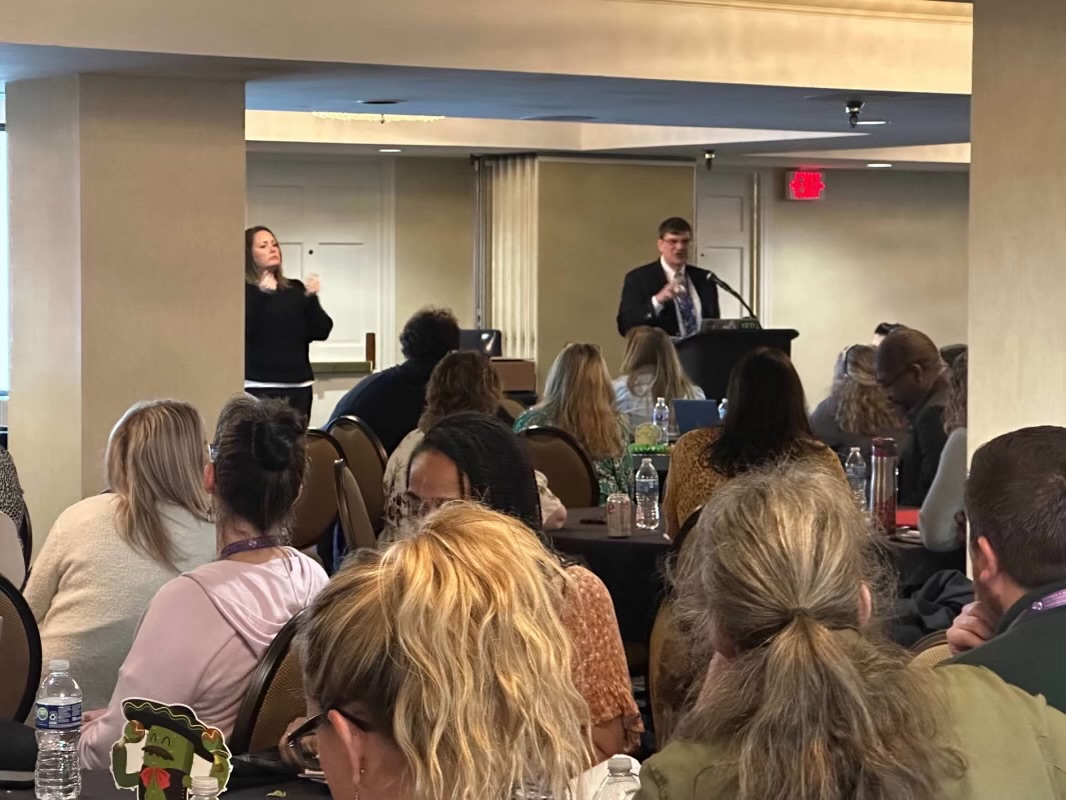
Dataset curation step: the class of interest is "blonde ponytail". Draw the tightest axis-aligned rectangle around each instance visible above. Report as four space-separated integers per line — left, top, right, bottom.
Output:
676 462 964 800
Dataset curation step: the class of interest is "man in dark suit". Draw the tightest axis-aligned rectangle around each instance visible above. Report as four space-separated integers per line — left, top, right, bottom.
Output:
616 217 720 338
946 426 1066 713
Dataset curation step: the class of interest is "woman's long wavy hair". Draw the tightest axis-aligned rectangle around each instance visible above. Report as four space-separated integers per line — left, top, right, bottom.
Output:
620 326 701 409
300 503 590 800
675 461 965 800
831 344 906 436
105 400 212 571
942 349 967 433
418 352 503 433
539 343 625 459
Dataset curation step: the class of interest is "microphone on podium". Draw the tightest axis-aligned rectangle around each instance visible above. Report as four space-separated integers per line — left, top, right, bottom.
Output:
707 271 759 322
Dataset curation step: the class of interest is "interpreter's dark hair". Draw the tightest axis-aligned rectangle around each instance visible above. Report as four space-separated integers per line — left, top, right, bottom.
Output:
966 426 1066 588
676 461 965 800
703 348 821 478
874 322 905 337
658 217 693 239
211 394 306 538
245 225 291 288
411 412 543 535
419 352 503 433
400 307 461 362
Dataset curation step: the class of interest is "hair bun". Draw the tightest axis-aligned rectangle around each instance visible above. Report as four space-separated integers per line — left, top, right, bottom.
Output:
251 420 293 472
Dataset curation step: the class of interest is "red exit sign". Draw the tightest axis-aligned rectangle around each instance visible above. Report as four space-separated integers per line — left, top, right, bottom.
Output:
786 170 826 201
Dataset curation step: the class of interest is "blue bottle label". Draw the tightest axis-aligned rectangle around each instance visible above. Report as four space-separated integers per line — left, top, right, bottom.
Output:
35 702 82 730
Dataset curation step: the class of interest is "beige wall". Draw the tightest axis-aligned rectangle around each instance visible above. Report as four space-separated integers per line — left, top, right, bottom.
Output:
536 160 695 386
763 168 969 403
394 157 476 330
8 74 246 544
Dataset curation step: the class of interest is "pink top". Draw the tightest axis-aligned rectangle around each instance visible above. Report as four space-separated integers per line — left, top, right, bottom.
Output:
79 547 328 768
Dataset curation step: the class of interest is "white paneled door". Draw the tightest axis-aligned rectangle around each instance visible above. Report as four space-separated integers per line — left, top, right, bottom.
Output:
695 170 755 320
247 157 395 365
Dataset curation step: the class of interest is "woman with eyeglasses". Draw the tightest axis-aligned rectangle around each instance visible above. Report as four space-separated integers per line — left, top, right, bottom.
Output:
293 503 591 800
514 343 633 503
403 412 642 762
809 344 908 463
77 395 328 768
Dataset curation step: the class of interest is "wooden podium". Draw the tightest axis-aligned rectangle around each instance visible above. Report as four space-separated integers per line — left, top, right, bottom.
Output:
675 328 799 400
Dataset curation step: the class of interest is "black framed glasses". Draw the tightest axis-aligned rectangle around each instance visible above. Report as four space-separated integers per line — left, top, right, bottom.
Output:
285 709 376 772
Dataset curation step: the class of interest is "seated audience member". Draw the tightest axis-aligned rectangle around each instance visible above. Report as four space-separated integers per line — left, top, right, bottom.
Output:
872 321 906 347
78 396 328 768
23 401 216 710
613 326 704 431
875 328 949 507
404 412 643 760
329 308 461 455
638 462 1066 800
0 444 26 533
663 347 844 538
946 426 1066 713
809 344 908 462
296 503 590 799
514 343 633 503
381 352 564 538
919 350 968 552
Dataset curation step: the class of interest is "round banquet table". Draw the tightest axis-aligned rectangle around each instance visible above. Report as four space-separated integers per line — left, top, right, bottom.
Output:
548 507 671 646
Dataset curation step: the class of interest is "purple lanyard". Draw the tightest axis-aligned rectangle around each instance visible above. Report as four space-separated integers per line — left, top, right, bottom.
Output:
1012 588 1066 628
218 536 279 560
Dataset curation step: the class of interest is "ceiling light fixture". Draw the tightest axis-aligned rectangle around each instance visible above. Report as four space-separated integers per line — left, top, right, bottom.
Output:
866 162 894 168
855 120 889 126
379 148 403 153
358 99 402 106
311 111 445 124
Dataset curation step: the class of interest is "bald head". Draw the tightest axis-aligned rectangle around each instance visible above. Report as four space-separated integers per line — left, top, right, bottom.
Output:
875 328 943 412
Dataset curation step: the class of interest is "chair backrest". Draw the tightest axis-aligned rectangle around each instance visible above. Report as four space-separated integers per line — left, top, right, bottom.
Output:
325 416 388 530
647 597 697 749
0 514 25 589
518 426 599 508
289 430 346 551
672 506 702 552
19 509 31 571
497 397 527 426
229 611 307 755
334 460 377 552
0 573 42 721
911 630 953 669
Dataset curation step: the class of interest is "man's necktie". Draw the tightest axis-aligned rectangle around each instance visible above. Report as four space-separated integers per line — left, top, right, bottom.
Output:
675 276 698 337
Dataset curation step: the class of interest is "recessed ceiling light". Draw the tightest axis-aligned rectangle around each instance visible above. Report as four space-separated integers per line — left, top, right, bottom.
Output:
379 148 403 153
520 114 598 122
358 99 402 106
855 120 889 126
866 163 894 168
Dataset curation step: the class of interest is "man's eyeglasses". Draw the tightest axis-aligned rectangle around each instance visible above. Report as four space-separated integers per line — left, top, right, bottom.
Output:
285 709 376 772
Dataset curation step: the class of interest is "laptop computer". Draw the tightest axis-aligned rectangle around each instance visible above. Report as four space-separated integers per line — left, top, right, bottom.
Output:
674 399 721 434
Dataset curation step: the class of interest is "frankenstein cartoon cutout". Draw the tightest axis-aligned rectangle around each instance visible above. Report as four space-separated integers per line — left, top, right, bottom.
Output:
110 700 231 800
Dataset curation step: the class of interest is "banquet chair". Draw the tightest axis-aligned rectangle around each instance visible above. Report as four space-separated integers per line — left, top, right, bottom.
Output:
518 426 599 508
325 416 387 531
290 430 346 551
0 573 41 721
0 513 25 589
911 630 953 669
19 509 31 572
496 397 527 426
334 460 377 552
230 611 307 755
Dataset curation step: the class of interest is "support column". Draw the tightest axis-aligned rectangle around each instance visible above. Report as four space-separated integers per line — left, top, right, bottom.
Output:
969 0 1066 449
7 75 246 540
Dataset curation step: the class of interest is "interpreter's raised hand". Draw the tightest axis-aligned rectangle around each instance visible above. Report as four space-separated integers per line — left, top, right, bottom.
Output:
259 271 278 292
946 600 997 655
305 273 321 295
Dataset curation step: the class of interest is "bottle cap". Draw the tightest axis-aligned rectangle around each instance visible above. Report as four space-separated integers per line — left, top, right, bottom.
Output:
656 397 666 403
607 756 632 774
191 777 219 795
49 659 70 672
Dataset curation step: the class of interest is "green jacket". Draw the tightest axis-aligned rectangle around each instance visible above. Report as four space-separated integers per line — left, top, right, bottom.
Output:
636 665 1066 800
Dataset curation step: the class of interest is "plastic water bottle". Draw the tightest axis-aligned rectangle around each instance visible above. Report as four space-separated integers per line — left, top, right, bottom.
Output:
717 398 728 421
652 397 670 436
189 776 222 800
593 756 641 799
34 660 82 800
845 447 867 506
635 458 660 530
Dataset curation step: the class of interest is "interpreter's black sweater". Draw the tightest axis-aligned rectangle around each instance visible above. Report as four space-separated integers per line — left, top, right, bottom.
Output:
245 280 334 383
